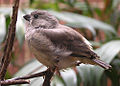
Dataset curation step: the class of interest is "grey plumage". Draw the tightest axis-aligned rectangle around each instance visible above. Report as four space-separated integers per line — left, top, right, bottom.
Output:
23 10 111 70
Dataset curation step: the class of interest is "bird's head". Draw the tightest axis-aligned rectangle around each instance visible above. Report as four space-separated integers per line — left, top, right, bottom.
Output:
23 10 58 29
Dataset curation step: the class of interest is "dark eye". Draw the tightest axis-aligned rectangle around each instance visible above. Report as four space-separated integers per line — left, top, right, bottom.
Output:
34 14 38 19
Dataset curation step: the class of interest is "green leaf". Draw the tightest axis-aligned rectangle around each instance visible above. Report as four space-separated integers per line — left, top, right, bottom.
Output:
30 0 35 5
51 75 66 86
1 8 116 37
60 69 77 86
112 0 120 9
12 59 46 86
76 40 120 86
94 8 102 17
95 40 120 63
112 58 120 67
67 0 76 7
14 59 47 77
77 65 102 86
14 59 76 86
0 8 25 46
30 77 44 86
48 11 116 35
74 2 88 11
0 7 12 15
0 14 6 44
16 11 25 46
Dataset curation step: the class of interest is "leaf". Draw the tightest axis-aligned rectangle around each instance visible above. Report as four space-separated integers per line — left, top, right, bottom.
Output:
0 7 12 15
77 64 102 86
30 0 35 5
95 40 120 63
74 2 88 11
112 59 120 67
0 14 6 44
12 59 46 86
1 8 116 36
76 40 120 86
14 59 47 77
14 59 76 86
48 11 116 35
51 75 66 86
16 11 25 46
60 69 77 86
112 0 120 9
30 77 44 86
94 8 102 17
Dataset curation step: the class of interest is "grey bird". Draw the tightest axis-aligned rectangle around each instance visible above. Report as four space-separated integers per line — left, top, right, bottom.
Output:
23 10 111 70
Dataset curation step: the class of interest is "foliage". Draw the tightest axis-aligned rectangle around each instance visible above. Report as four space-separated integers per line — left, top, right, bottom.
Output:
0 0 120 86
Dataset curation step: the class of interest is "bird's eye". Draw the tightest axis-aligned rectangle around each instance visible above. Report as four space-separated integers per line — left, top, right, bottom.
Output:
34 14 38 19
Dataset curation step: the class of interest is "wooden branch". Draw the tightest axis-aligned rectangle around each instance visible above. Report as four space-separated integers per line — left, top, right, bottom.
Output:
1 68 55 86
0 0 20 81
1 79 30 85
43 68 55 86
10 70 47 80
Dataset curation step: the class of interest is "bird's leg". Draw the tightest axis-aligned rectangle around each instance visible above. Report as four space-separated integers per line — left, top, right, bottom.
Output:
52 57 61 77
53 66 61 77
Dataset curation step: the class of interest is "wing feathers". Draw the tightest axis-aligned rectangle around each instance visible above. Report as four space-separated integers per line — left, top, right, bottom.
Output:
41 25 111 69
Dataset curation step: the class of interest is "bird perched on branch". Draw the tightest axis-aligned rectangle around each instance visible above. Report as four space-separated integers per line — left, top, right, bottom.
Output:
23 10 111 70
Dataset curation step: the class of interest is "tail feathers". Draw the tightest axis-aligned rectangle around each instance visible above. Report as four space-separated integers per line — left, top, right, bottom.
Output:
93 59 112 70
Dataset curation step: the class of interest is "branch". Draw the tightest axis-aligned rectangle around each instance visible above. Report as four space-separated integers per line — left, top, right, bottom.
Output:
9 70 47 80
0 70 46 85
1 79 30 85
0 0 20 80
43 68 55 86
0 68 55 86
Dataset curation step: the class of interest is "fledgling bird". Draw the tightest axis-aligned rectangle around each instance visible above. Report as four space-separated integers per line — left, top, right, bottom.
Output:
23 10 111 70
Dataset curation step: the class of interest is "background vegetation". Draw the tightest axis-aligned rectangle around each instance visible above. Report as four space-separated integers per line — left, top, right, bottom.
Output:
0 0 120 86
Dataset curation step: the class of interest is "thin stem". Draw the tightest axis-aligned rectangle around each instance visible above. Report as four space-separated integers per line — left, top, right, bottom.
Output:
0 0 20 80
1 80 29 85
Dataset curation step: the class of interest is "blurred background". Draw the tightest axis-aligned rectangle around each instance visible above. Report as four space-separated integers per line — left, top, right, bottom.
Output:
0 0 120 86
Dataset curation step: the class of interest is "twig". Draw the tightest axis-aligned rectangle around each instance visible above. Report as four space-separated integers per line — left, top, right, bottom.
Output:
1 79 29 85
0 69 47 85
0 68 55 86
43 68 55 86
0 0 20 80
10 70 47 80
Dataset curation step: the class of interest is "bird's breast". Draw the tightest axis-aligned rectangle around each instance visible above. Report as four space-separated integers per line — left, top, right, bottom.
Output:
25 30 56 67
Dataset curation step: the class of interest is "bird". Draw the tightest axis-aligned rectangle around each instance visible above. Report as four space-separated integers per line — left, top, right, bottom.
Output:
23 10 111 70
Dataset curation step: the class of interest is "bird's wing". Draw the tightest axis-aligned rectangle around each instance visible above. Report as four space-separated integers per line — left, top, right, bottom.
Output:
41 24 98 59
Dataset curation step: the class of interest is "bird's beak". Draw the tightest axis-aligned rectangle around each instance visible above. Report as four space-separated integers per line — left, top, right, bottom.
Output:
23 14 30 21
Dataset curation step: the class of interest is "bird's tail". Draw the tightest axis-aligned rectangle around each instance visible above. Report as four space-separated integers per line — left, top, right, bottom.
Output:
93 59 112 70
71 52 112 70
